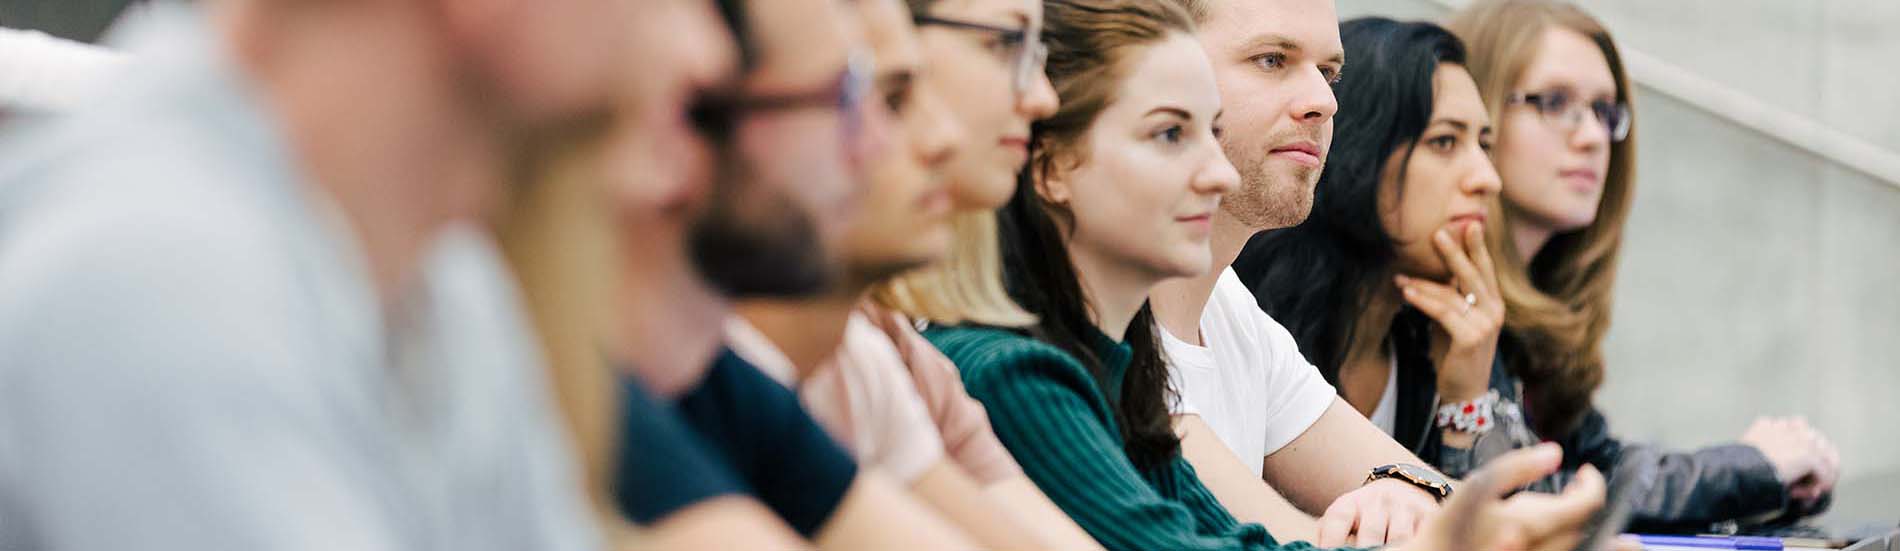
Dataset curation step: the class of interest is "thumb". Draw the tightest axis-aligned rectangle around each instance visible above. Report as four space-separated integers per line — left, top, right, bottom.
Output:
1469 443 1565 498
1432 443 1565 549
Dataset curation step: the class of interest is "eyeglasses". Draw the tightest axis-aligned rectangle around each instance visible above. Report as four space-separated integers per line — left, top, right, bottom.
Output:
690 50 875 147
913 14 1048 98
1507 90 1631 143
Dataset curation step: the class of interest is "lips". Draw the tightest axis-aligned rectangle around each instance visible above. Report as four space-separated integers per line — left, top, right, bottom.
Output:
1269 141 1323 168
1560 168 1602 193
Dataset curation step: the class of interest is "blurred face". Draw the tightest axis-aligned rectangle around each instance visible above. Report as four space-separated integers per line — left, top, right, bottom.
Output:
688 0 888 297
1494 27 1617 234
841 0 966 282
1047 35 1239 282
915 0 1061 210
458 0 637 123
608 0 738 207
1192 0 1343 230
1379 64 1502 280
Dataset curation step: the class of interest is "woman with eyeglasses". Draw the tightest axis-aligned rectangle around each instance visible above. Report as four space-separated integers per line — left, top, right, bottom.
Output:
870 0 1105 548
925 2 1612 550
1444 0 1839 532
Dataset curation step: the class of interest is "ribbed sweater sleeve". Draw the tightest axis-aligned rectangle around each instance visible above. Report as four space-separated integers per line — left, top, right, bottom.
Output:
927 327 1330 551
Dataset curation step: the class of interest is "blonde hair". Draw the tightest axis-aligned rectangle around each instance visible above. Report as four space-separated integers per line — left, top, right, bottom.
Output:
1446 0 1637 437
494 128 628 539
871 210 1036 327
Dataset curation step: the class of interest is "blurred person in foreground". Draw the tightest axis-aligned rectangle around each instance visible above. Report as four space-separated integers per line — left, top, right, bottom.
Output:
506 0 980 548
0 0 652 547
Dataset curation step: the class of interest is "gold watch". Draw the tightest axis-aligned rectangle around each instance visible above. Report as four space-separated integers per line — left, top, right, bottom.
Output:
1366 463 1453 503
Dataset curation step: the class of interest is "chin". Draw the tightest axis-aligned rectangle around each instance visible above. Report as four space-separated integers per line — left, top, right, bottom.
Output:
1158 251 1214 280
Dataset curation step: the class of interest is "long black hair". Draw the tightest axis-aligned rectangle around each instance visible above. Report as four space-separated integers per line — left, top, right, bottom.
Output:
1231 17 1468 382
995 0 1194 470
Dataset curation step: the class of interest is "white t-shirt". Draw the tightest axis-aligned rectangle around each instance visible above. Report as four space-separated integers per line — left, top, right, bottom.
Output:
1164 267 1340 476
1369 356 1399 435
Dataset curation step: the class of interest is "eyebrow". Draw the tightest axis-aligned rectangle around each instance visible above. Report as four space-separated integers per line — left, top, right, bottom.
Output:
1146 106 1192 120
1236 33 1346 65
1431 118 1495 136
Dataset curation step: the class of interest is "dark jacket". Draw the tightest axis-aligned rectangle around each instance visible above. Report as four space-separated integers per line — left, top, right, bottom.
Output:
1385 309 1823 534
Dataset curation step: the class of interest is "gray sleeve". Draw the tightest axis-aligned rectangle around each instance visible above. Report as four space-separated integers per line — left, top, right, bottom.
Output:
0 214 407 551
421 227 603 551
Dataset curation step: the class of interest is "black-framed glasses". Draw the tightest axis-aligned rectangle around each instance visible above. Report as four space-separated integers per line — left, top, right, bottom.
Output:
913 14 1047 97
1507 90 1631 143
690 50 875 146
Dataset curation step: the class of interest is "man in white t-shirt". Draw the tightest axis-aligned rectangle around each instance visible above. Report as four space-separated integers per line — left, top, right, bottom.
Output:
1149 0 1453 548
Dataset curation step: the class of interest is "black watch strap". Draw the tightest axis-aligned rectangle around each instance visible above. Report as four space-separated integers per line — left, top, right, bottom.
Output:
1366 463 1454 502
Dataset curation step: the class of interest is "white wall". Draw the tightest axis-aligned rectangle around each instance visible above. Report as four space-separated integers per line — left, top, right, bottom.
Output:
1334 0 1900 524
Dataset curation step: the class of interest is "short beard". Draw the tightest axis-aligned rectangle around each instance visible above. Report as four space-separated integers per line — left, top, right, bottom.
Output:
686 147 831 298
1221 146 1320 231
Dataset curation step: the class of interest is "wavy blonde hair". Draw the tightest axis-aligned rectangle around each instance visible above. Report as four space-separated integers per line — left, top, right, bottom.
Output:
871 210 1036 327
495 126 628 539
1446 0 1637 437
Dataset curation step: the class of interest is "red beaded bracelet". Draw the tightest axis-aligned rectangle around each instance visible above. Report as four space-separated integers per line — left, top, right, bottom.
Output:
1435 389 1499 434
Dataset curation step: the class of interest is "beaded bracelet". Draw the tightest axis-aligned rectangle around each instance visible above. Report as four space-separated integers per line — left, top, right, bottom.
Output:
1435 389 1499 434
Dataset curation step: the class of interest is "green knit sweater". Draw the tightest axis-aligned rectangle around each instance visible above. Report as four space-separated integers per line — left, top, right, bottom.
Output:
925 325 1335 551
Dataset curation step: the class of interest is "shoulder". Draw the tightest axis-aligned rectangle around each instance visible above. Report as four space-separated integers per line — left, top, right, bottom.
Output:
922 325 1082 380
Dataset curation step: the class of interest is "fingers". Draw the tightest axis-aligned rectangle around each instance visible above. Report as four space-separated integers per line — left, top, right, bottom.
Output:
1470 443 1565 499
1463 221 1500 290
1397 275 1482 334
1546 464 1608 531
1431 226 1491 305
1317 499 1358 548
1491 465 1606 549
1354 503 1391 547
1397 276 1459 319
1386 501 1421 545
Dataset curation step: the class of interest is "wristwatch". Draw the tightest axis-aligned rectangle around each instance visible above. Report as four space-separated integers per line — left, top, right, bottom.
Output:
1365 463 1454 503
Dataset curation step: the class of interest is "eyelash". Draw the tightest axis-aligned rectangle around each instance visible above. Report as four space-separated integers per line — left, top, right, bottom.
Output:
885 89 909 114
1428 135 1458 151
1251 53 1285 72
1155 125 1185 144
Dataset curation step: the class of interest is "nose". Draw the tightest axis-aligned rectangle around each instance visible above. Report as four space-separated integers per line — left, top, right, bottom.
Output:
1569 108 1610 152
1289 66 1340 126
1464 149 1502 197
678 0 740 91
1197 145 1243 197
1019 69 1059 121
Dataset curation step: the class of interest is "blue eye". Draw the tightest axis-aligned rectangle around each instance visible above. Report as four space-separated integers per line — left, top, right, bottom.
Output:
1252 53 1286 72
1155 125 1185 144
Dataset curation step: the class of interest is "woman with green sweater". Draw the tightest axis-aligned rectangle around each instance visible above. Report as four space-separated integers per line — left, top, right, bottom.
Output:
923 1 1613 550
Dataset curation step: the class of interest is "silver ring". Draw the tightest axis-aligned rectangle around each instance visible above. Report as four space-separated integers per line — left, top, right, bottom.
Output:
1464 293 1477 306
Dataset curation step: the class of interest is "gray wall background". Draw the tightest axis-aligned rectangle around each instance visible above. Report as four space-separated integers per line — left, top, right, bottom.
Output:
1338 0 1900 525
6 0 1895 528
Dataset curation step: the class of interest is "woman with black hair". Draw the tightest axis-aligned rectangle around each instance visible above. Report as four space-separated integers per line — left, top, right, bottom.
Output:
1234 16 1529 483
925 3 1607 550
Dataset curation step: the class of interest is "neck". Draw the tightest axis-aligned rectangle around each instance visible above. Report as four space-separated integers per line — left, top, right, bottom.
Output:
1513 217 1556 263
736 278 870 379
1149 210 1253 346
1068 247 1164 344
614 229 731 397
223 2 500 303
1342 280 1405 375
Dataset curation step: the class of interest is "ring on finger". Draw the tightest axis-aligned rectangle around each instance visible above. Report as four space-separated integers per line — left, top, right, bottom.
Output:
1463 293 1477 313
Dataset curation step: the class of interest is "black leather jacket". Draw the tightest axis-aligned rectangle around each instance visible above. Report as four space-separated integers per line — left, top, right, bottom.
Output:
1385 310 1825 533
